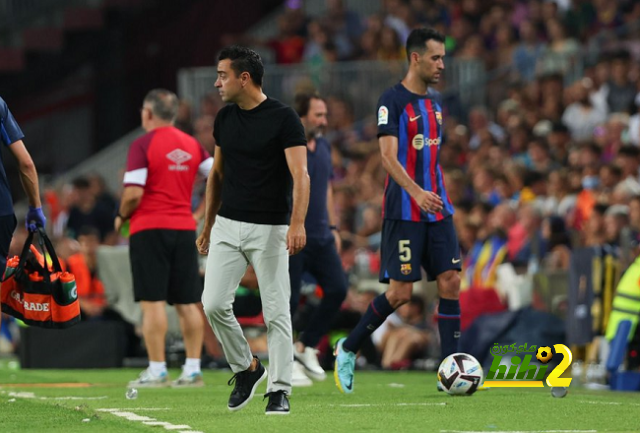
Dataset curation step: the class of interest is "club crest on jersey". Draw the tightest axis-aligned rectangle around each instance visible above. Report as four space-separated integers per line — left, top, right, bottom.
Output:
400 263 412 275
166 149 192 171
435 111 442 125
378 106 389 125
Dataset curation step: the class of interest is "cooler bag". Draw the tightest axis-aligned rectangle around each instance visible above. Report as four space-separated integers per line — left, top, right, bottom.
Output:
1 228 80 328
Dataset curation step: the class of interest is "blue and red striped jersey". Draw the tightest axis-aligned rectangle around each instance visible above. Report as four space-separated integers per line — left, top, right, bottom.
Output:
377 82 454 222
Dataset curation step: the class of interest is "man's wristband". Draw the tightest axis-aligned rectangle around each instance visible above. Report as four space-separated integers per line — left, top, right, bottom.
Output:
117 212 129 220
329 225 338 231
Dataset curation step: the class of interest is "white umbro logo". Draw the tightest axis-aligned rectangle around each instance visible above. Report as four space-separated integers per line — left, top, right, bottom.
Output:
166 149 192 171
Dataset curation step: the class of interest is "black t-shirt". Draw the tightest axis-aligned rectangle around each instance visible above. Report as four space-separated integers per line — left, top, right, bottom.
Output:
213 97 306 225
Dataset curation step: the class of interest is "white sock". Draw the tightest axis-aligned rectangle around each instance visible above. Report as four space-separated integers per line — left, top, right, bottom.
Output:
149 361 167 377
183 358 201 375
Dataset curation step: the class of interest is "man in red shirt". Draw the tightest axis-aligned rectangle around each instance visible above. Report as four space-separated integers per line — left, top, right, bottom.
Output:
115 89 213 388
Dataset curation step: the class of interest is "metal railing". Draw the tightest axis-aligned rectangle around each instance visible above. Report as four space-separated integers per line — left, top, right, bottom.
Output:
178 58 488 122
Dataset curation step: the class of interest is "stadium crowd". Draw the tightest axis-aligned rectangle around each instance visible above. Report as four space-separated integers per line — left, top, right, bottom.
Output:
2 0 640 370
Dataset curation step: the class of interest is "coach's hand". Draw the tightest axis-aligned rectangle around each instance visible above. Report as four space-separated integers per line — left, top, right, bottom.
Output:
414 190 443 214
287 222 306 255
196 228 211 255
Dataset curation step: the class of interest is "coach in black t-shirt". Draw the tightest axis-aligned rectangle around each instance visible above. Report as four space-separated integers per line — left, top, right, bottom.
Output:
196 46 309 415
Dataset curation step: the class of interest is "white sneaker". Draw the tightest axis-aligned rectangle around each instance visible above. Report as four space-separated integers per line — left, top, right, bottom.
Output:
294 345 326 381
128 368 170 388
171 370 205 388
291 361 313 387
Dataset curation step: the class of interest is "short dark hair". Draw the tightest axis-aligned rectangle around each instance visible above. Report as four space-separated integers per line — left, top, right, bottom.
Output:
218 45 264 86
293 91 324 117
405 27 446 62
143 89 179 122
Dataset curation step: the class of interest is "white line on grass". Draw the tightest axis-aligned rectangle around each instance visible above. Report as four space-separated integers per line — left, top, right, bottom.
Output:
578 400 640 407
7 391 108 400
97 408 203 432
331 402 447 408
440 430 597 433
96 408 171 411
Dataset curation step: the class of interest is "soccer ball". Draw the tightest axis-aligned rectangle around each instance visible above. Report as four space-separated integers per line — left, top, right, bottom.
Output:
437 353 483 396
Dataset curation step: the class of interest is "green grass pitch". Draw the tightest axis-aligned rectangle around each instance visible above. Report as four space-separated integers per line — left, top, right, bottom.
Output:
1 366 639 432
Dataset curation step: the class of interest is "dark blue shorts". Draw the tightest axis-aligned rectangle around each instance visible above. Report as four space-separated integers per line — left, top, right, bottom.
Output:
379 216 461 283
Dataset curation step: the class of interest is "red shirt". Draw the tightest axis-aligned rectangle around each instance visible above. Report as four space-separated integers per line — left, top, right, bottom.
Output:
123 126 212 235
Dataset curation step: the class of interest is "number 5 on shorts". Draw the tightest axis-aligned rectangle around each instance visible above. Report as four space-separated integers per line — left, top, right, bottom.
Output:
398 240 411 262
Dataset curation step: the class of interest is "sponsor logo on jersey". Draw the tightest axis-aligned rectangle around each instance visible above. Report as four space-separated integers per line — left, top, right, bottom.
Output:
166 149 192 171
378 106 389 125
412 134 440 150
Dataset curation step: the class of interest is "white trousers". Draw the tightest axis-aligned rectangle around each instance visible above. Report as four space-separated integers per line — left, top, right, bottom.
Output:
202 216 292 394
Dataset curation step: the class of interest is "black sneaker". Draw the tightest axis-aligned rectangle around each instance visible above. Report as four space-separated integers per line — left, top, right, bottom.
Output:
227 357 267 411
264 390 290 415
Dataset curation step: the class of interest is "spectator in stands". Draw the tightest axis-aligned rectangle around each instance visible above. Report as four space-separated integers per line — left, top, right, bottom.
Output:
542 169 578 218
606 50 636 114
604 205 630 247
508 202 544 266
540 216 572 271
377 26 405 61
377 295 431 370
66 176 116 243
615 145 640 196
468 106 506 149
87 173 118 219
513 20 546 82
582 203 608 247
562 78 608 141
118 89 213 389
174 99 194 135
323 0 364 60
537 18 579 75
67 226 107 319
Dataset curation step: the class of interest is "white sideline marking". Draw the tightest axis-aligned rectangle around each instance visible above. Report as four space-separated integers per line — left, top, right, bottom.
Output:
97 408 171 411
7 391 107 400
98 408 202 432
333 402 446 407
580 400 621 405
112 411 155 421
441 430 597 433
579 400 640 407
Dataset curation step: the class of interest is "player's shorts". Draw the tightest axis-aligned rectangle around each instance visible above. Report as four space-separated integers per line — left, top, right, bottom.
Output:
129 229 202 304
379 216 461 283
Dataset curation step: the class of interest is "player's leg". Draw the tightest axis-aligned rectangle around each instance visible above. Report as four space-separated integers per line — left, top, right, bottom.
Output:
343 219 423 353
169 230 206 387
244 222 292 414
296 239 347 381
423 216 462 360
129 229 171 387
335 220 424 393
288 244 313 387
202 217 266 411
201 217 252 373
